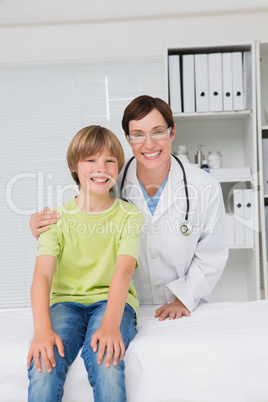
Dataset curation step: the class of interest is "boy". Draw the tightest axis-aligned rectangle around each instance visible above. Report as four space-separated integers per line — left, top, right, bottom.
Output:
27 125 144 402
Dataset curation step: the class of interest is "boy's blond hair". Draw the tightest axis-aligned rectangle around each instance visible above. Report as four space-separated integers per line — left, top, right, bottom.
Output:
67 125 125 187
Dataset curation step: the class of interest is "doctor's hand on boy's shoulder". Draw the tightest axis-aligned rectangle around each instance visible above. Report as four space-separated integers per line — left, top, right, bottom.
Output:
29 207 61 239
27 328 65 373
155 298 190 321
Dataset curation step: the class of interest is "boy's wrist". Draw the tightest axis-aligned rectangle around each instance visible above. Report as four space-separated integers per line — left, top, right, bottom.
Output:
34 319 52 332
101 315 121 329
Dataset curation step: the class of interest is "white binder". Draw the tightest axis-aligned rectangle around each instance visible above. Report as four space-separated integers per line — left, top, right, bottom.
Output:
265 206 268 254
182 54 195 113
226 213 235 247
243 189 254 247
262 138 268 194
232 52 244 111
233 189 244 246
222 52 233 111
243 51 252 110
194 54 209 112
208 53 223 112
168 55 182 114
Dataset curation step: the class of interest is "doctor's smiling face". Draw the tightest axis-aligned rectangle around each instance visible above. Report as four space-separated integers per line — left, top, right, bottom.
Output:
127 108 176 173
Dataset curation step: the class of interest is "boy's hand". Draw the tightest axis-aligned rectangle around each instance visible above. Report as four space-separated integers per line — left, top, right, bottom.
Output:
29 207 61 239
90 323 125 368
27 329 65 373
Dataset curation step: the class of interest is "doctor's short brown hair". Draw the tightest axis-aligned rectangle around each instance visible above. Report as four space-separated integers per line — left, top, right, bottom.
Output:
122 95 175 135
67 125 125 187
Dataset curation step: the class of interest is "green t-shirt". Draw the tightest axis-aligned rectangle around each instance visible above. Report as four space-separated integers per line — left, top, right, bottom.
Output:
37 197 144 316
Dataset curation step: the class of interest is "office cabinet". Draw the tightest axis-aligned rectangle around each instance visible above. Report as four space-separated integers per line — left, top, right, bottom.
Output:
167 43 260 301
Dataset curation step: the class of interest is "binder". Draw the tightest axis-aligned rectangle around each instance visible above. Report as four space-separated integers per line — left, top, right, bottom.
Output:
243 51 252 110
222 53 233 111
232 52 244 111
194 54 209 112
233 189 244 246
208 53 223 112
262 138 268 194
226 213 235 247
243 189 254 247
182 54 195 113
262 138 268 195
265 206 268 254
168 55 182 114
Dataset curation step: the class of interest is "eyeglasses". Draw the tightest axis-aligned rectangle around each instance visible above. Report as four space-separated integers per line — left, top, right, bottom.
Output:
128 127 172 144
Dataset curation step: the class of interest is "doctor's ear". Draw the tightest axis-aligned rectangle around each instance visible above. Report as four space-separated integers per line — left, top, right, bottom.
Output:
125 133 131 144
170 125 176 142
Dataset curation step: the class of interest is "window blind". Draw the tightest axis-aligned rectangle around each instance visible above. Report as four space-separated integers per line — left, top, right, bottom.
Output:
0 57 165 309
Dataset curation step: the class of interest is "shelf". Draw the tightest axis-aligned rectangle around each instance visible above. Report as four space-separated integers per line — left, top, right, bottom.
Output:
216 177 252 183
167 42 260 302
208 167 252 183
173 110 252 122
229 245 255 250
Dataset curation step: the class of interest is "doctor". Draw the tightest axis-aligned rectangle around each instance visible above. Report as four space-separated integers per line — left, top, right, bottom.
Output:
29 95 229 320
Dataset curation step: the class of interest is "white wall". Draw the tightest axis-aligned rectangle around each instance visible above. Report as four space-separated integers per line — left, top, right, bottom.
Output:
1 2 268 308
1 0 268 25
1 5 268 64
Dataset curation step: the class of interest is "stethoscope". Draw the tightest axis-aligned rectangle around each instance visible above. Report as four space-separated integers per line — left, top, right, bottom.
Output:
119 154 192 236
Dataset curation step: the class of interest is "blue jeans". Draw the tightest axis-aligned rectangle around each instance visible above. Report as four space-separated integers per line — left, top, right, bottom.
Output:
28 301 137 402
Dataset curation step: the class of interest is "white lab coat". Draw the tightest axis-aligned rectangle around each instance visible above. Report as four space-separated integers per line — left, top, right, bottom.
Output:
115 156 229 312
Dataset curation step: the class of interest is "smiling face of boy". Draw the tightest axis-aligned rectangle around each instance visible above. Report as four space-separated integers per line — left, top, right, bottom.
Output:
75 150 119 197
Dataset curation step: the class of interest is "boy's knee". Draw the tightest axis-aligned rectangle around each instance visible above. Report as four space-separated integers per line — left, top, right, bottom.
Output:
28 355 68 400
85 359 126 401
28 364 55 400
93 358 125 385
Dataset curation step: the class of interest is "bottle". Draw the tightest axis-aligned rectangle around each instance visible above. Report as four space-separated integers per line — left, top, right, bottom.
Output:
201 160 210 172
207 151 222 169
174 145 190 163
194 144 205 167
